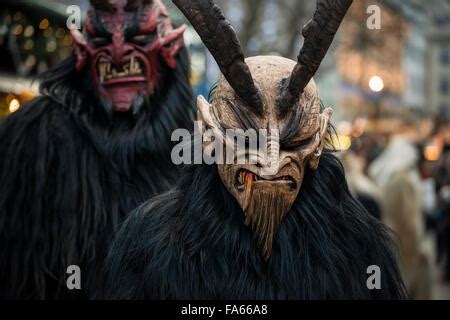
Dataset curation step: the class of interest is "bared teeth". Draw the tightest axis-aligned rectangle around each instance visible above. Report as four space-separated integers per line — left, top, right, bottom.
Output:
97 58 144 83
130 57 142 75
239 171 245 185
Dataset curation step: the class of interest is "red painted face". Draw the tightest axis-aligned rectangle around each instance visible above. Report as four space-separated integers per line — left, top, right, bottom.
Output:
71 0 185 112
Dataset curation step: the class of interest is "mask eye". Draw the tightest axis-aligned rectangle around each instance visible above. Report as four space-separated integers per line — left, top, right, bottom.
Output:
91 36 109 47
130 33 155 45
282 136 315 150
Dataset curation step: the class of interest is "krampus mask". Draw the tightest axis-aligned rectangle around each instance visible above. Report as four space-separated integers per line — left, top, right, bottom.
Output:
71 0 185 112
175 0 352 260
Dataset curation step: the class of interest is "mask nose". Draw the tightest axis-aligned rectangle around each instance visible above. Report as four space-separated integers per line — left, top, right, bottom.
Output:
111 31 134 64
258 156 295 179
258 130 282 177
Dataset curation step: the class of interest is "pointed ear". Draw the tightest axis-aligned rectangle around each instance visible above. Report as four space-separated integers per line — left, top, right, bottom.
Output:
70 29 88 71
160 25 186 69
308 107 333 170
197 95 218 131
197 95 225 157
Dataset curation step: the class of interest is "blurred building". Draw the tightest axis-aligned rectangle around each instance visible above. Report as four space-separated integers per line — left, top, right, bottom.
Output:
0 0 77 117
316 0 428 127
427 6 450 120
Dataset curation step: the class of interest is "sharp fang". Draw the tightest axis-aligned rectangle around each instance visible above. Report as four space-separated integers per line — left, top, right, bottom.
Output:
131 57 137 75
99 63 107 83
239 171 245 185
123 63 130 77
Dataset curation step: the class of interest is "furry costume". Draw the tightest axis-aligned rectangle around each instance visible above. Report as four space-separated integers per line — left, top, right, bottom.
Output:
103 0 406 299
0 0 193 299
105 153 406 299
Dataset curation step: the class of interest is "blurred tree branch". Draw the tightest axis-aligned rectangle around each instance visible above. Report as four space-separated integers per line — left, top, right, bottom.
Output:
277 0 313 58
215 0 314 58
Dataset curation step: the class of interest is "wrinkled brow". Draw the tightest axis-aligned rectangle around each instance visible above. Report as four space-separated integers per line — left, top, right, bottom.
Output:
208 80 261 131
217 98 260 132
90 11 111 36
280 96 319 143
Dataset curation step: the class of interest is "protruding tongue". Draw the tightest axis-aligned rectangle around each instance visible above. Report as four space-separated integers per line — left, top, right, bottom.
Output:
243 172 254 212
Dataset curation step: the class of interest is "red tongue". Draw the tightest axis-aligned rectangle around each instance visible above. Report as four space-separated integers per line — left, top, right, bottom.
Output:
243 172 254 213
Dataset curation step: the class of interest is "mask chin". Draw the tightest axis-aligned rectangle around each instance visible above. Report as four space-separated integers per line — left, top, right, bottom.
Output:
219 164 302 261
98 83 147 114
98 92 145 117
240 180 299 261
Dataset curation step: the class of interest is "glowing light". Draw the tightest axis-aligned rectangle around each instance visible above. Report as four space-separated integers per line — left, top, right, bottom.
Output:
9 99 20 113
369 76 384 92
24 39 34 50
337 121 353 136
24 25 35 37
424 145 440 161
22 90 36 100
352 117 367 138
44 27 53 38
338 135 352 151
13 24 23 35
329 134 352 151
39 18 49 30
62 35 73 46
46 40 57 52
352 126 365 138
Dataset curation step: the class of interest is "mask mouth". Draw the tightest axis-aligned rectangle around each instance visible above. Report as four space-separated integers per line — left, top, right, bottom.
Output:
97 57 147 86
231 167 300 261
234 169 297 192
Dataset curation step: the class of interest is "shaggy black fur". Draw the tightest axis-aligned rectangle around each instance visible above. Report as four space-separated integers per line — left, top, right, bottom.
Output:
0 48 193 299
103 153 407 299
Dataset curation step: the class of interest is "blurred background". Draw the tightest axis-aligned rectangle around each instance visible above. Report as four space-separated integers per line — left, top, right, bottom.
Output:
0 0 449 299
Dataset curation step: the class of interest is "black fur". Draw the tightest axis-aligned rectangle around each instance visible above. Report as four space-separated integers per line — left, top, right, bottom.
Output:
103 153 407 299
0 48 194 299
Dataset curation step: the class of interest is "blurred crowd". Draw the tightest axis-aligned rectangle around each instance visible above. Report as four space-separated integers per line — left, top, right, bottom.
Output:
341 123 450 299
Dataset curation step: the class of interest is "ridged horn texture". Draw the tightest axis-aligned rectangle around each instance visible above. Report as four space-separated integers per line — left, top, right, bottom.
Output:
173 0 263 114
278 0 353 116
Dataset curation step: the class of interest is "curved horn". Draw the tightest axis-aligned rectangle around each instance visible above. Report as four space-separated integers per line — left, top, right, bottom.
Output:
173 0 263 114
278 0 353 116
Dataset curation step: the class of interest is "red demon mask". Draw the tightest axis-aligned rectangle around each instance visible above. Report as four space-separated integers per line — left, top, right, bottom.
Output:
71 0 185 112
